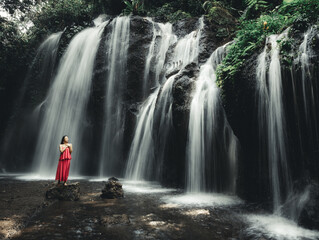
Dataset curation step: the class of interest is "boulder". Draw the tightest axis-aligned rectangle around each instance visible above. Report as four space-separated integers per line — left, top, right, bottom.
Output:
101 177 124 199
46 182 80 201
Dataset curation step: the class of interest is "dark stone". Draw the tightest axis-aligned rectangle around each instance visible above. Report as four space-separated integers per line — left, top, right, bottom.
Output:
126 16 153 103
46 182 80 201
228 51 268 202
297 180 319 230
163 63 199 188
101 179 124 199
108 176 119 181
172 17 199 39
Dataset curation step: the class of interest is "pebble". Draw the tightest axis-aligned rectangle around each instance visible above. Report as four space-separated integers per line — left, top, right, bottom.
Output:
84 226 93 232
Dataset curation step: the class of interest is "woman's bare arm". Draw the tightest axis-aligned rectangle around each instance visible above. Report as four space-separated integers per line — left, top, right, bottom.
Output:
68 143 73 153
59 144 68 153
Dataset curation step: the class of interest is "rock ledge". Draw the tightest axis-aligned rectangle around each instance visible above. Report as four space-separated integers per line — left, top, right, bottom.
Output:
101 177 124 199
46 182 80 201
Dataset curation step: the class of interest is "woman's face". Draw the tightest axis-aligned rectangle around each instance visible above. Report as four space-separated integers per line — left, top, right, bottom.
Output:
64 136 69 143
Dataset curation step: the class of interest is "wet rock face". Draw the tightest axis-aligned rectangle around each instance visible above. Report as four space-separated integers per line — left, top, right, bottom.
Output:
124 16 154 164
161 63 198 187
227 51 266 202
46 182 80 201
172 17 199 39
297 180 319 230
231 26 319 203
101 177 124 199
126 16 153 104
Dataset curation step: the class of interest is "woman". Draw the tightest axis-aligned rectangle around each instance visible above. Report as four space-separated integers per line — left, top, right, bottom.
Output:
55 135 73 186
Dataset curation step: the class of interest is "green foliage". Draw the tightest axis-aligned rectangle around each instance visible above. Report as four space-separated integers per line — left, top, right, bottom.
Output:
30 0 92 33
243 0 270 19
0 17 36 98
147 0 205 22
242 0 285 19
203 1 236 26
122 0 146 15
0 0 36 15
170 10 192 22
245 0 269 11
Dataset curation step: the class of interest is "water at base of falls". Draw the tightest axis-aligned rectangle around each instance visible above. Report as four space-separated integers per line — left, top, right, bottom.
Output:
245 214 319 240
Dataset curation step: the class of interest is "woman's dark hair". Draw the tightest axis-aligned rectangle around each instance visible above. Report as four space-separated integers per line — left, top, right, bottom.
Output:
60 135 68 144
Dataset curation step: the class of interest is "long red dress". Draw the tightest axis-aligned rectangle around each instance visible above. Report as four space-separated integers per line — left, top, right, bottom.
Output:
55 147 72 182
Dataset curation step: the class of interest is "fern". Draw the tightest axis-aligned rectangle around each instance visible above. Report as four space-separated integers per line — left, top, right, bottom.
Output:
123 0 144 15
245 0 269 11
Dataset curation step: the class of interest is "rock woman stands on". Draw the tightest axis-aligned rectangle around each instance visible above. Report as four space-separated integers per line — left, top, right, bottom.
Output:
55 135 73 186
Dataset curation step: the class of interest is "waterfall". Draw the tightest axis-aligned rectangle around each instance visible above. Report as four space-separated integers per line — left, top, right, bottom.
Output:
153 17 205 180
99 16 130 176
125 18 176 180
32 23 106 176
125 17 204 181
0 31 63 170
143 19 176 98
125 89 159 180
256 30 292 214
186 42 238 193
298 27 314 121
284 26 319 222
295 27 319 149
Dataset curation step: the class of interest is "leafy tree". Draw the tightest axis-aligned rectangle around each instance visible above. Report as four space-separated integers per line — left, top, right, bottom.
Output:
30 0 92 33
0 0 40 15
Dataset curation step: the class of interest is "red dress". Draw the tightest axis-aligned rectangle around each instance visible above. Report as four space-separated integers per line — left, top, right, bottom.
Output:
55 147 72 182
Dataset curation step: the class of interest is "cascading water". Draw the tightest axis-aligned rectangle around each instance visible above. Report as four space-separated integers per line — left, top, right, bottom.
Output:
153 17 205 180
285 26 319 222
142 20 176 98
125 89 159 180
125 19 176 180
298 27 314 121
23 31 64 101
186 42 238 193
32 23 106 176
294 27 319 152
99 16 130 176
125 17 204 181
256 30 292 214
0 31 63 170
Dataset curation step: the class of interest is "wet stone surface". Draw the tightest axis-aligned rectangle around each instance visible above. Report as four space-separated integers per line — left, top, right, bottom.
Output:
1 178 254 240
46 182 80 201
